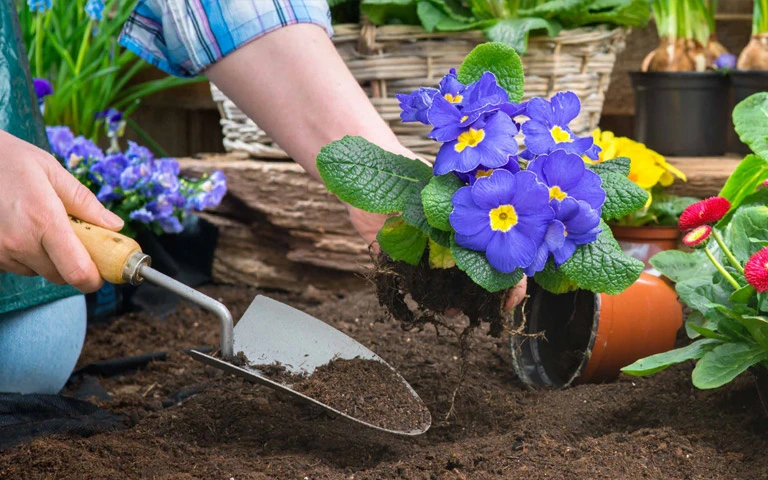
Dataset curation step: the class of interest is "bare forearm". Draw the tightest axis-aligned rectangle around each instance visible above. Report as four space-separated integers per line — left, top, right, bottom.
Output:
205 23 412 181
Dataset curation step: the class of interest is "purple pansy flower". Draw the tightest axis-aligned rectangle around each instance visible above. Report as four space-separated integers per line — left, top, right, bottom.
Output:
147 159 181 195
158 216 184 234
433 112 518 175
95 108 124 136
46 126 75 158
526 150 606 212
186 171 227 210
65 137 104 168
125 141 154 164
455 155 521 185
33 78 53 100
449 169 555 273
96 184 122 202
713 53 737 71
524 197 602 276
521 92 598 159
129 208 154 223
120 161 154 191
91 153 129 186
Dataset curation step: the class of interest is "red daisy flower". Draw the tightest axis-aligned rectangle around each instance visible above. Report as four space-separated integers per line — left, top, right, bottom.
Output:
746 247 768 293
678 197 731 232
682 225 712 249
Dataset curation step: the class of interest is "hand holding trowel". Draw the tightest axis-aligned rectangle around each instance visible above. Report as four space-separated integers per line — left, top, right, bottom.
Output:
70 216 431 435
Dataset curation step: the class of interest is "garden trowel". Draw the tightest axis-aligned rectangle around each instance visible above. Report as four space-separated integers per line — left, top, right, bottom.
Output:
70 217 431 436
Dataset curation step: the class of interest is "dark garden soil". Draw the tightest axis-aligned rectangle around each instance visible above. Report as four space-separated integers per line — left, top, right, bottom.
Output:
2 284 768 479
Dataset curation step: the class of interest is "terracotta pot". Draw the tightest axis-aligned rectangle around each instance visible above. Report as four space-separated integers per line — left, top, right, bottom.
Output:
611 225 680 272
511 272 683 388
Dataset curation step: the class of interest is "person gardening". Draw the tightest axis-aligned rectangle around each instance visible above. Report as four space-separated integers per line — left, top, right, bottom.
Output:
0 0 526 395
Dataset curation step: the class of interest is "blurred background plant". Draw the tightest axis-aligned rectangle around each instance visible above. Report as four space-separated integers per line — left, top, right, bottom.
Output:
587 129 697 227
329 0 651 53
737 0 768 70
642 0 733 71
17 0 203 153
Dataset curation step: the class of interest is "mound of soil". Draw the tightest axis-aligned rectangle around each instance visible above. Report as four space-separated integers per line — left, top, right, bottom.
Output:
1 284 767 479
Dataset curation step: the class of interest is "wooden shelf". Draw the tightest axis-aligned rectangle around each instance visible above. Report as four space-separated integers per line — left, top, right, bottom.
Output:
665 156 741 198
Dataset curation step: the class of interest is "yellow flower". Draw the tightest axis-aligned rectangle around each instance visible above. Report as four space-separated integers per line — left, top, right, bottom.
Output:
586 129 686 190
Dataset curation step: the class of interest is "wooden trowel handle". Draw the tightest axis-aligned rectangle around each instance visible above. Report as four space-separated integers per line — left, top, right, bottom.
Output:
69 216 149 285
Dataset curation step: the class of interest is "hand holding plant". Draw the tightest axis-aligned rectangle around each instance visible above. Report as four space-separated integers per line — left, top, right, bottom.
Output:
316 43 648 333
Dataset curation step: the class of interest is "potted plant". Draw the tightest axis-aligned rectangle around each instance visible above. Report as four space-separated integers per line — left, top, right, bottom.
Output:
631 0 733 156
588 129 697 270
732 0 768 155
315 42 682 388
622 92 768 410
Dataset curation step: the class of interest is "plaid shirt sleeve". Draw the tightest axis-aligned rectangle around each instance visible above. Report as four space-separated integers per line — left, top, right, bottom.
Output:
118 0 333 78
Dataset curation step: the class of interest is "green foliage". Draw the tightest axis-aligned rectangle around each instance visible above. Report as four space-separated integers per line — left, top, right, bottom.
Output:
17 0 202 144
718 155 768 214
532 260 578 294
733 93 768 159
727 206 768 262
357 0 648 53
598 171 649 221
457 42 525 102
622 338 722 376
560 220 644 295
317 136 432 213
450 237 524 292
421 174 464 231
692 343 768 389
376 216 428 265
428 239 456 268
484 17 561 53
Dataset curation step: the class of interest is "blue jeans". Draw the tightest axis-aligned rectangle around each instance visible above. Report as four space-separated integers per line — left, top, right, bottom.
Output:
0 295 86 394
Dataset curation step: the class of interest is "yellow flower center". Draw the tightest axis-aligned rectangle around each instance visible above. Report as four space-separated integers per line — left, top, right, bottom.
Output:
551 126 572 143
475 169 494 179
455 128 486 153
489 205 518 232
460 115 469 122
549 185 567 201
444 93 463 103
688 228 707 242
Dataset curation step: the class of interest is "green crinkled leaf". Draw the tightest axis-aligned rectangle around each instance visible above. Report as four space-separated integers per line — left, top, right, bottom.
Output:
484 17 561 54
650 249 711 284
692 342 768 389
560 220 644 295
621 338 722 376
718 155 768 213
600 171 649 221
533 260 578 294
733 93 768 160
416 0 487 32
561 0 651 28
588 157 630 177
450 237 523 292
402 190 452 248
726 205 768 262
376 216 427 266
421 174 463 231
648 194 699 224
317 136 432 214
457 42 524 103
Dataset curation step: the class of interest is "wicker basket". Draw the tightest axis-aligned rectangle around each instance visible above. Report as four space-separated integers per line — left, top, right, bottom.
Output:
211 23 627 159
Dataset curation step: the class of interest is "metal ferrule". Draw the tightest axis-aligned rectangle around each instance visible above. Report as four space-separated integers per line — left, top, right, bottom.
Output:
122 251 151 285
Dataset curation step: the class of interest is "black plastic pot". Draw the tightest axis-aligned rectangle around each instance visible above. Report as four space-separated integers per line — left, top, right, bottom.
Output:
630 72 730 156
751 366 768 417
730 71 768 155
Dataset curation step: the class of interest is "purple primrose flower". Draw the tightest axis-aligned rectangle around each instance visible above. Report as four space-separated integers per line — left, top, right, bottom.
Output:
449 169 555 273
521 92 598 159
713 53 737 71
526 150 606 212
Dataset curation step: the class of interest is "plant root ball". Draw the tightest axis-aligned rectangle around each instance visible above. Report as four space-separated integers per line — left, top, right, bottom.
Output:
738 35 768 70
373 253 509 337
